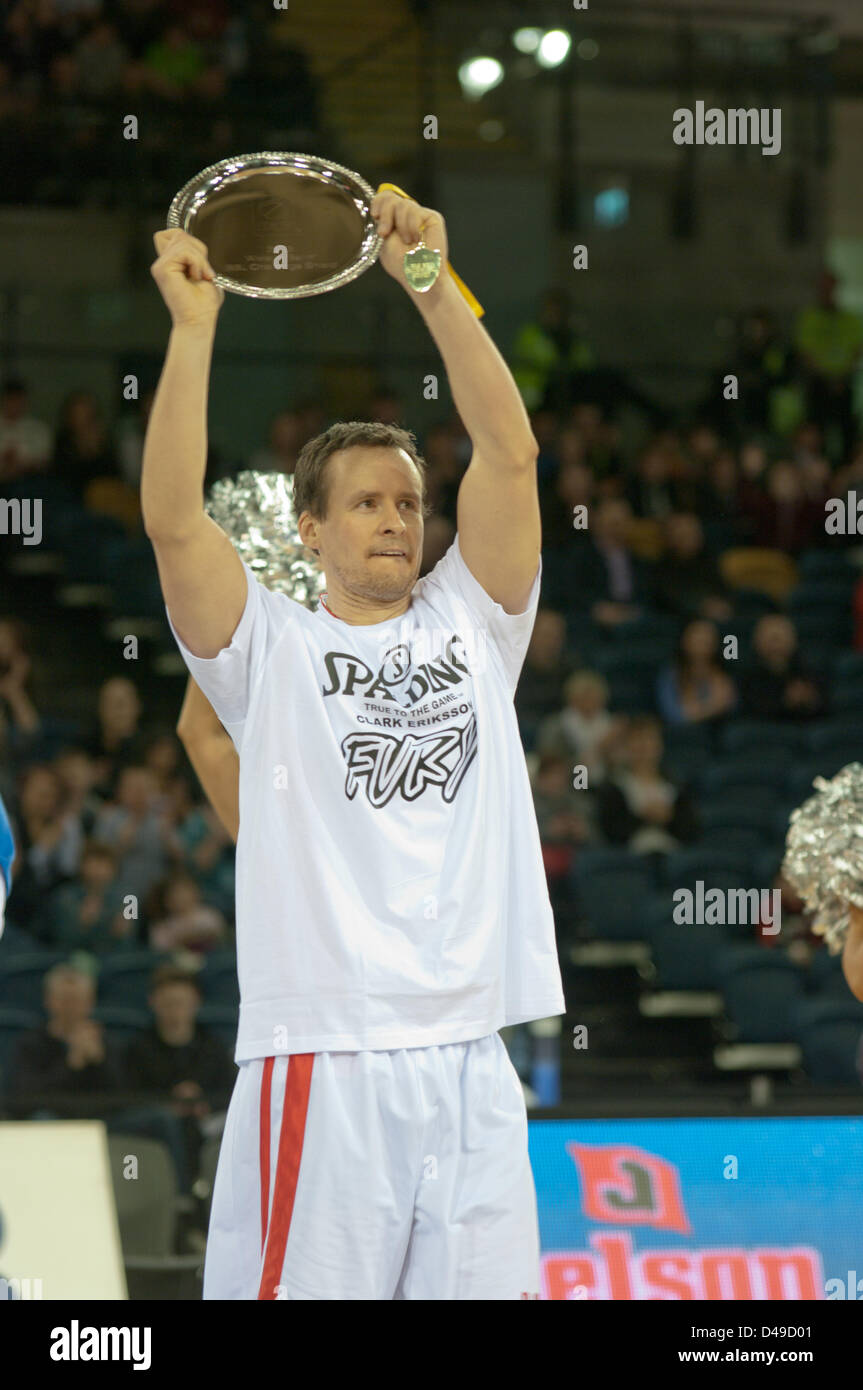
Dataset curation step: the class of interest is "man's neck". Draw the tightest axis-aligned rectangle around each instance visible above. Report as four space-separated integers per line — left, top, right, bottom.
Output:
320 591 413 625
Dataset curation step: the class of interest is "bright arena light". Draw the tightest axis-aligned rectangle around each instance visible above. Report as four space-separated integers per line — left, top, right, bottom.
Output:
512 28 543 54
536 29 572 69
458 56 505 98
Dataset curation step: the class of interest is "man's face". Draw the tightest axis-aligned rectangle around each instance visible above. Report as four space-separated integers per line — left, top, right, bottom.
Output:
595 501 630 547
46 973 94 1026
151 983 198 1033
755 616 795 664
666 514 702 558
303 447 424 605
119 769 156 814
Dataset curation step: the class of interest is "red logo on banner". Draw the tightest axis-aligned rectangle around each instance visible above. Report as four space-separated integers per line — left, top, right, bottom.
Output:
567 1144 692 1234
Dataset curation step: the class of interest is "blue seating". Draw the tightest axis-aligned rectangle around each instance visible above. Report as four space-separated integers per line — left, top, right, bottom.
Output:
661 847 754 889
103 535 164 619
699 755 789 796
98 951 169 1008
699 797 781 834
648 922 727 990
198 1003 239 1052
784 761 834 805
56 513 126 584
200 950 239 1004
792 613 850 647
806 948 852 997
0 1007 40 1093
751 847 784 889
0 923 44 957
696 825 771 861
793 998 863 1084
715 945 806 1042
791 577 856 607
799 550 854 581
807 720 863 754
833 651 863 681
832 677 863 713
606 677 655 714
572 849 658 941
0 952 68 1011
92 1005 150 1047
663 745 710 785
720 721 805 757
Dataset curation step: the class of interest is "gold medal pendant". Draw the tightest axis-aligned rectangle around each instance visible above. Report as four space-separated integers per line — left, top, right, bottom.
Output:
403 235 442 293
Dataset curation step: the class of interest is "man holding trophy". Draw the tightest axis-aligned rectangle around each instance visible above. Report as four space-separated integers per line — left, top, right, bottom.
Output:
141 157 564 1300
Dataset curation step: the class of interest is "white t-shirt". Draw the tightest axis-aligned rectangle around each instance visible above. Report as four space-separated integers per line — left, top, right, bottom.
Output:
166 533 565 1061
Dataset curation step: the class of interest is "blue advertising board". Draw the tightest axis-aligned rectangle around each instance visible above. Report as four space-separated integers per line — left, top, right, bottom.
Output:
530 1117 863 1300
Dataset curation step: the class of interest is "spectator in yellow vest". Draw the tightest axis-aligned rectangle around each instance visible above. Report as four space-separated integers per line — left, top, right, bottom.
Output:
794 270 863 463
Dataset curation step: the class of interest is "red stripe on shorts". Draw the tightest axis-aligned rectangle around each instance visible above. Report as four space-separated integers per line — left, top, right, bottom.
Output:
259 1057 275 1253
257 1054 314 1300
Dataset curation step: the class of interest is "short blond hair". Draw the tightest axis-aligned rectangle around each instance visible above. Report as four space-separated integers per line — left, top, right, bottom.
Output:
563 670 609 703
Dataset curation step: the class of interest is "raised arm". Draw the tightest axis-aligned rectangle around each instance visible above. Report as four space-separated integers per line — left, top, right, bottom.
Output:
370 189 540 617
142 229 247 658
842 904 863 1001
176 676 239 843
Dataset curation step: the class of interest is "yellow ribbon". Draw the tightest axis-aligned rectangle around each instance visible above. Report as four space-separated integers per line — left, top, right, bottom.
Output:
376 182 484 318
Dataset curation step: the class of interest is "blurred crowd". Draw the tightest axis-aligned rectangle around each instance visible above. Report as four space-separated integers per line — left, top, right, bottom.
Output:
0 0 319 203
2 259 863 1195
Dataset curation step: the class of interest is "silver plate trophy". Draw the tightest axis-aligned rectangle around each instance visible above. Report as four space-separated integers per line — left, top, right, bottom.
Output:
167 151 384 300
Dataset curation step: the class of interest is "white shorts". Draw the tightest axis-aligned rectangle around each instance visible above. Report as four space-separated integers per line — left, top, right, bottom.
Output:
203 1031 540 1300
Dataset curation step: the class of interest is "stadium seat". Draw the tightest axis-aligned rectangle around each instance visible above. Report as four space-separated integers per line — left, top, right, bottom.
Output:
720 721 805 757
98 952 170 1008
799 550 854 581
830 677 863 713
605 676 655 714
806 719 863 754
0 1007 41 1093
792 612 851 648
56 512 127 584
199 950 239 1004
715 945 806 1042
663 744 712 786
790 582 857 619
198 1004 239 1052
751 847 784 889
833 651 863 681
697 825 768 859
792 998 863 1085
572 849 658 941
806 948 851 997
103 535 165 620
662 847 755 889
0 952 69 1010
105 1135 178 1257
647 923 727 990
605 611 679 645
699 755 789 796
0 922 44 957
92 1005 150 1046
697 802 780 860
785 760 841 805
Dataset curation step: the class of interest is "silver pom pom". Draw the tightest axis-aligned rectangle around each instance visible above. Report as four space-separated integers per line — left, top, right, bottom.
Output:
204 470 325 610
782 762 863 955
